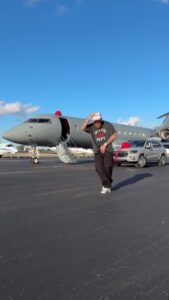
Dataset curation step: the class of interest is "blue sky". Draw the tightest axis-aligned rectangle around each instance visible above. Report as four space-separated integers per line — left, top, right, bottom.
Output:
1 0 169 137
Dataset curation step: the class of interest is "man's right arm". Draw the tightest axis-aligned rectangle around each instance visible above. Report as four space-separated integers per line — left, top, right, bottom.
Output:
81 113 96 131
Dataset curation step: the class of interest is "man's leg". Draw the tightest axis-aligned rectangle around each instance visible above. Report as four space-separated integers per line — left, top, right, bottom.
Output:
104 152 114 188
94 153 109 187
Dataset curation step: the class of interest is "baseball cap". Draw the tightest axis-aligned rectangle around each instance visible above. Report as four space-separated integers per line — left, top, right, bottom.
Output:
92 113 102 122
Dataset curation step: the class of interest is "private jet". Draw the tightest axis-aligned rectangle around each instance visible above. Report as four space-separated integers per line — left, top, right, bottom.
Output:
0 143 19 158
3 111 169 164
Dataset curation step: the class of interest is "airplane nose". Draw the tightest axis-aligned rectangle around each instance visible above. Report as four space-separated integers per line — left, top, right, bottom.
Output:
3 127 28 144
3 128 20 143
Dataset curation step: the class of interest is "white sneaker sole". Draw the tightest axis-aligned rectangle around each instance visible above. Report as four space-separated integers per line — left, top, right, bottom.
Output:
100 189 111 194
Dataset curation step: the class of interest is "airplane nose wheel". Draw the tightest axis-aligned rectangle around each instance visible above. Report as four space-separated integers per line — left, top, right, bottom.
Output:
30 145 40 165
32 157 39 164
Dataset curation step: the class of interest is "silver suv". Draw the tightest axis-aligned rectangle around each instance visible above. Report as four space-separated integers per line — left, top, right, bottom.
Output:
115 139 167 168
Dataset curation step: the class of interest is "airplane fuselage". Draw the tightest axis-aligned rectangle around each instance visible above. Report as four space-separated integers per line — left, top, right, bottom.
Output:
3 114 155 148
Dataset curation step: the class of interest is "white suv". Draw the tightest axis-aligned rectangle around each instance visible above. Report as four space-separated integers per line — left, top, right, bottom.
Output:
115 139 167 168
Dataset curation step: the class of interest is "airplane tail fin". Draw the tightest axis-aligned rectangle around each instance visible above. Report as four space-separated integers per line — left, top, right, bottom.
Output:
157 112 169 140
157 112 169 120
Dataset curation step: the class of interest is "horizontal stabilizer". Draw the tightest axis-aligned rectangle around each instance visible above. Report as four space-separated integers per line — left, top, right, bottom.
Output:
157 112 169 119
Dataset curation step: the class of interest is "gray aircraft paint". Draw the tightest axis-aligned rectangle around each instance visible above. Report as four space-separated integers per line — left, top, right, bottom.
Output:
3 113 169 149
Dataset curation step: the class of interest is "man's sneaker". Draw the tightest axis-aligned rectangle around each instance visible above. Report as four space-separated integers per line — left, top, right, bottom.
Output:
100 187 111 194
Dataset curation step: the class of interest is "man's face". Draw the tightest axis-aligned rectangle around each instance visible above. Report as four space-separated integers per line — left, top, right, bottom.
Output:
94 120 102 129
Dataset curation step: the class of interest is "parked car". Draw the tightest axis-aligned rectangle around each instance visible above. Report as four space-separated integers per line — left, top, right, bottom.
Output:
115 139 167 168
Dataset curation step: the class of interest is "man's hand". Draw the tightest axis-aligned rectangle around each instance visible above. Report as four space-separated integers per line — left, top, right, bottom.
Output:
100 143 107 154
81 113 97 131
100 132 117 154
89 113 97 120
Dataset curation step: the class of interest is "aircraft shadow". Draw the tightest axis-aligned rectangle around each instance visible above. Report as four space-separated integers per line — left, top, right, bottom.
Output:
112 173 153 191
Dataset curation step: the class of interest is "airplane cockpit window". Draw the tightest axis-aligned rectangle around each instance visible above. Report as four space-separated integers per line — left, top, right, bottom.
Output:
25 118 51 124
38 119 51 123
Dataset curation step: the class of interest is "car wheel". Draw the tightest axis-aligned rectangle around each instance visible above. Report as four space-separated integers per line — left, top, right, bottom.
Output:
116 162 122 166
136 155 146 168
158 154 166 166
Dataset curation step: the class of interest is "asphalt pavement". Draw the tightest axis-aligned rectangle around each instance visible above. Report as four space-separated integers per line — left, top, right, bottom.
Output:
0 158 169 300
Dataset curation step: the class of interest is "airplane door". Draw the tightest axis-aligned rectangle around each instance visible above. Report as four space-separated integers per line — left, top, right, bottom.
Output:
59 118 70 141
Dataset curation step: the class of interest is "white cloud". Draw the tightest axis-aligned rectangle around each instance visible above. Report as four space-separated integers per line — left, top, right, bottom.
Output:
159 0 169 3
0 100 40 116
153 0 169 4
23 0 43 7
118 117 141 127
55 4 70 17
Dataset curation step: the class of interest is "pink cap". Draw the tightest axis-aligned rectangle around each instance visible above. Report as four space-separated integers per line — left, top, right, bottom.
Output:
92 113 102 122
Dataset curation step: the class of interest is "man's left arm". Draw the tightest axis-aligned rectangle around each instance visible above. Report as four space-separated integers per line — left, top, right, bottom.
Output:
105 132 117 146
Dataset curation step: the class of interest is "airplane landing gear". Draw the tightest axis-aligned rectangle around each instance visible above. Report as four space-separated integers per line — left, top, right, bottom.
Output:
30 145 39 165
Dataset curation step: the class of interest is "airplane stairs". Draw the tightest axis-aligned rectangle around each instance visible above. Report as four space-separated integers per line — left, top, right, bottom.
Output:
56 142 77 164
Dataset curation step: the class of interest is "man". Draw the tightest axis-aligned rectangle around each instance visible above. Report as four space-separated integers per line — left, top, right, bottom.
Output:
81 113 117 194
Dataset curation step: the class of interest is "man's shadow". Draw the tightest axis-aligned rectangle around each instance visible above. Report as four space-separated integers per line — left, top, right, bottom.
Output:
112 173 153 191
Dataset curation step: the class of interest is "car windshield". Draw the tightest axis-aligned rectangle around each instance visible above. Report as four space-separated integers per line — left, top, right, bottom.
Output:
128 140 146 147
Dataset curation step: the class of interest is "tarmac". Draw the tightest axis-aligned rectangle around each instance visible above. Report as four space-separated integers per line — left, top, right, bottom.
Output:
0 158 169 300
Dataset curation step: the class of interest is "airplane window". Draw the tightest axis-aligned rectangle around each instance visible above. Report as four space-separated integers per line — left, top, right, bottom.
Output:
25 118 38 123
38 119 51 123
25 118 51 124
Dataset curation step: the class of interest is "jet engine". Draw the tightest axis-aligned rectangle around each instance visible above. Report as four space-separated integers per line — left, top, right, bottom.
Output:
159 128 169 140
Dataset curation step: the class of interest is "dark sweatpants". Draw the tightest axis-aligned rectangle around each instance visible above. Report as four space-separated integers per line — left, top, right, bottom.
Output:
94 152 114 188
